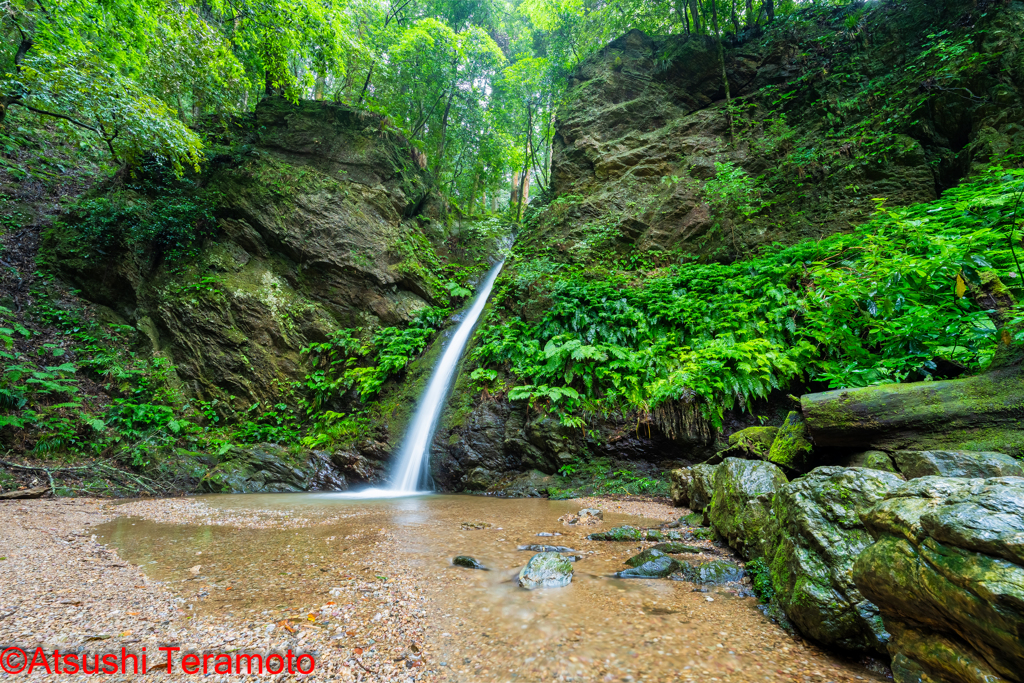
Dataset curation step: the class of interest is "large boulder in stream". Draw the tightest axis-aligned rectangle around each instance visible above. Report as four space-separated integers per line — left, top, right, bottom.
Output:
519 552 574 589
687 463 719 513
768 466 904 654
708 458 787 560
853 476 1024 683
671 560 745 584
616 555 680 578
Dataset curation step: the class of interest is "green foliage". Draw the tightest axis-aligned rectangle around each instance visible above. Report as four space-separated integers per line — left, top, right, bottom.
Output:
479 167 1024 429
547 457 669 498
746 557 776 602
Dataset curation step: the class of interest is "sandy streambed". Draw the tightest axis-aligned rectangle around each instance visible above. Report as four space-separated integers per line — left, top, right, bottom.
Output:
1 494 889 683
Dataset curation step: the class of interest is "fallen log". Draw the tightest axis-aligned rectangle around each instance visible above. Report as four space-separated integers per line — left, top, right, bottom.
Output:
0 485 50 499
801 365 1024 457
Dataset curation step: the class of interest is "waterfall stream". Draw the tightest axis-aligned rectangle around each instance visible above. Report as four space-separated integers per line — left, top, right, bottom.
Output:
336 259 505 498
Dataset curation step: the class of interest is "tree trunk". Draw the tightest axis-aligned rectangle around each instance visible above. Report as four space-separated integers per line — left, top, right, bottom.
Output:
712 1 735 142
763 0 774 23
801 365 1024 457
973 272 1024 369
689 0 702 33
745 0 754 29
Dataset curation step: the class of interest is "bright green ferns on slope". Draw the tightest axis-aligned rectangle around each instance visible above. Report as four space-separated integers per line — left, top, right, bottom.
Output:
473 166 1024 430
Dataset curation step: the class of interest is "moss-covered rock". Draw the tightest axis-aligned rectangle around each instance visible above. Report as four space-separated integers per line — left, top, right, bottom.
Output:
670 467 692 507
730 426 780 456
768 466 904 654
199 443 347 493
767 412 814 472
892 450 1023 480
708 457 787 560
453 556 488 570
687 463 719 513
854 476 1024 683
586 525 658 542
670 560 745 585
624 548 669 567
616 554 680 578
651 542 702 554
844 451 899 474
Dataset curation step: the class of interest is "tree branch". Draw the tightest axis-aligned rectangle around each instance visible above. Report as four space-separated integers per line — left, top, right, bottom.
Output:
8 101 101 134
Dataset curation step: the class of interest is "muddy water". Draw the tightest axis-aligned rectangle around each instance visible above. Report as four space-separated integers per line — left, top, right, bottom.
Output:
98 494 886 683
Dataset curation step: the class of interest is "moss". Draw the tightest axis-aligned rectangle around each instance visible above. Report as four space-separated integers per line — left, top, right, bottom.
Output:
767 411 814 471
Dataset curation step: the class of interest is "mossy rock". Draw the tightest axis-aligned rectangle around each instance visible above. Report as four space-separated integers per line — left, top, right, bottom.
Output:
586 525 661 542
453 556 488 570
729 426 780 457
844 450 899 473
767 412 814 472
670 560 745 585
708 457 788 560
616 555 681 578
651 542 702 554
624 548 668 567
518 552 574 589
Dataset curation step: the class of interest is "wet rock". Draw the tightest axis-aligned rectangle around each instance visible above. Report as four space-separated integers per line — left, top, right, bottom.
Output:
671 560 745 584
708 458 788 560
769 466 904 654
624 548 669 567
453 556 488 570
616 555 680 578
766 412 814 472
687 463 719 513
854 476 1024 683
578 508 603 522
518 552 574 589
586 526 664 541
200 444 338 493
844 451 900 474
308 450 349 491
461 521 493 530
651 542 702 554
518 544 576 553
485 469 556 497
892 450 1023 479
670 467 692 507
563 555 583 562
331 444 387 484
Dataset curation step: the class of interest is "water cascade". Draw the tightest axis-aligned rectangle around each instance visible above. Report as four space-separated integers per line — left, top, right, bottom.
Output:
386 259 505 493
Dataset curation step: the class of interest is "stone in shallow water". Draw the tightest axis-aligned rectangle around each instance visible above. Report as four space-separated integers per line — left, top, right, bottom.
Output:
517 544 576 553
651 542 702 554
452 556 487 570
577 508 603 523
586 525 663 541
670 560 745 584
624 548 669 567
617 555 681 578
518 552 573 589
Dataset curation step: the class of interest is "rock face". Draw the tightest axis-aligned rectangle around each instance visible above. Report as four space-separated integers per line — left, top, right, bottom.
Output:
48 98 442 408
768 466 904 653
853 476 1024 683
708 458 788 560
518 552 574 589
892 450 1023 479
199 443 347 493
844 451 899 474
670 467 692 507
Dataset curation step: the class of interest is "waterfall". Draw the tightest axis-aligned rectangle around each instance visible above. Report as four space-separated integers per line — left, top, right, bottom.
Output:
387 259 505 493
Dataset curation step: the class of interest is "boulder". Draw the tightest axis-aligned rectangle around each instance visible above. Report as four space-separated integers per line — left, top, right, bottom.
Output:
767 412 814 472
708 458 788 560
670 467 692 507
485 469 556 497
200 444 346 493
687 463 719 512
518 552 574 589
892 450 1023 479
578 508 603 523
844 450 899 473
670 560 745 584
616 555 680 578
651 542 702 554
853 476 1024 683
768 466 904 653
586 526 658 542
624 548 669 567
453 556 487 570
729 426 780 457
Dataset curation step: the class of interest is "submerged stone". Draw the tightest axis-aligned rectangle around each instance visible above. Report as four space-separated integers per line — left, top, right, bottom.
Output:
892 450 1023 479
518 544 576 553
670 560 745 584
616 555 680 578
453 556 488 570
518 552 574 589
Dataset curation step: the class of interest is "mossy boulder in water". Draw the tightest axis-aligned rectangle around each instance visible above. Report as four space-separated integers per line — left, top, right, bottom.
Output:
767 412 814 472
616 555 680 579
587 526 650 541
708 458 787 560
854 476 1024 683
892 450 1023 479
518 552 574 589
624 548 668 567
768 466 904 653
670 560 745 584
